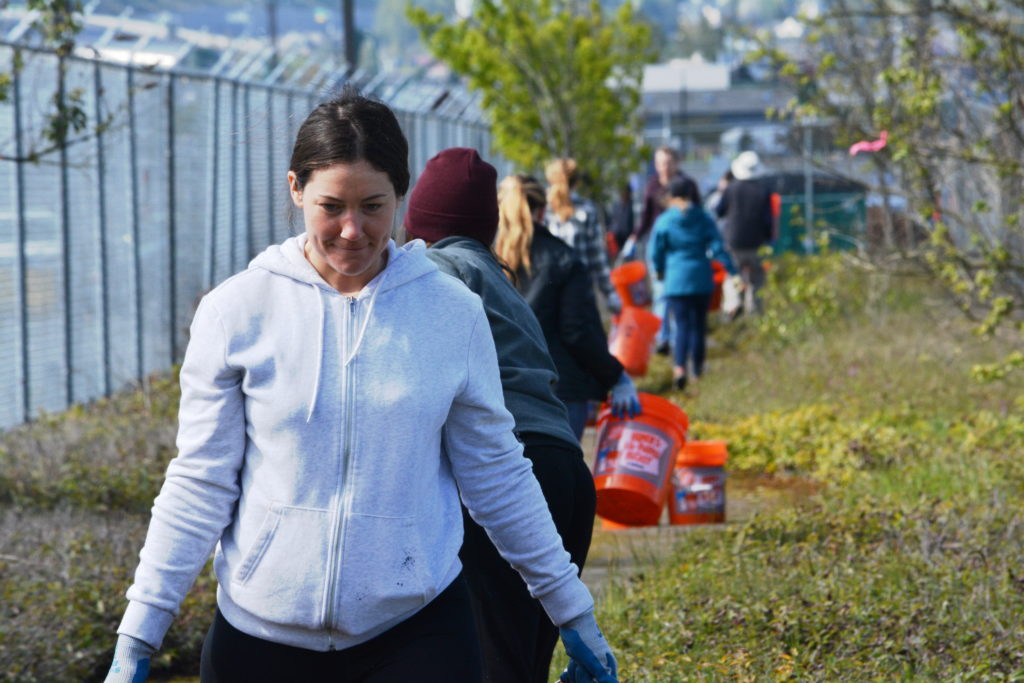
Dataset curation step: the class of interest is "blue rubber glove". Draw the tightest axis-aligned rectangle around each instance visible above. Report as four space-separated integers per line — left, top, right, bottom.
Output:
558 609 619 683
606 291 622 315
609 371 641 419
104 634 154 683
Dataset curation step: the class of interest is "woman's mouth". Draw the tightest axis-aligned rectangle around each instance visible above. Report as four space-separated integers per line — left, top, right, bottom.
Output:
326 240 366 251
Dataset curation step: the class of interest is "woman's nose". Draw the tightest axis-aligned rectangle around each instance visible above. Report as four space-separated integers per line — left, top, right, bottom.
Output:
338 211 363 240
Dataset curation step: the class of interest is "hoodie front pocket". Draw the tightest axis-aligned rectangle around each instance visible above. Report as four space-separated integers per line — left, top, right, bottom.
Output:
335 513 429 637
229 503 330 630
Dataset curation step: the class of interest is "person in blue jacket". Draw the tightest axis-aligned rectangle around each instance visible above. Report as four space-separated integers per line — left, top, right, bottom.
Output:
649 176 736 391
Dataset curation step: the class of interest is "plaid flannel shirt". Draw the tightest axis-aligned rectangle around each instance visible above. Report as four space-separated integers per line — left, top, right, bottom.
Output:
545 196 615 302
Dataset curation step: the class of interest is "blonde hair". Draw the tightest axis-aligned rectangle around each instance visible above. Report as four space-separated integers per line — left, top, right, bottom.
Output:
497 175 544 277
544 158 578 222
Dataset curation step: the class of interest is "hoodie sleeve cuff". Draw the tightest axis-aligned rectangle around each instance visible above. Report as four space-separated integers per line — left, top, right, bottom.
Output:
535 572 596 628
117 600 176 651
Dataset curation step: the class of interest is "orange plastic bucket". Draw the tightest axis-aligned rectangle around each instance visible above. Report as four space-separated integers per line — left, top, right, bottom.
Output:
599 516 638 531
592 393 689 526
608 306 661 377
599 515 658 530
610 260 651 308
709 260 727 311
668 440 728 525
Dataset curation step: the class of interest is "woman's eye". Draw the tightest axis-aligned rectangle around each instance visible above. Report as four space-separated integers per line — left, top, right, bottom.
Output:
363 203 383 213
320 204 343 215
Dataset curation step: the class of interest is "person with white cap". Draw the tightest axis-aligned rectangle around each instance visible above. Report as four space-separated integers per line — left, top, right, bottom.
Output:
715 150 774 314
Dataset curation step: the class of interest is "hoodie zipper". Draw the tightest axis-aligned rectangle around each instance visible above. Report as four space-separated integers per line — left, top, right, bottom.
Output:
323 295 358 649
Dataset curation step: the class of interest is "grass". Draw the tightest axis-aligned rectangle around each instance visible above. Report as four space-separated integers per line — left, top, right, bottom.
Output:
567 256 1024 681
4 250 1024 681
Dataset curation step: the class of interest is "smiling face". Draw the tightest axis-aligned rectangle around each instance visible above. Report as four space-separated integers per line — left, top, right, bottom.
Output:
288 160 400 295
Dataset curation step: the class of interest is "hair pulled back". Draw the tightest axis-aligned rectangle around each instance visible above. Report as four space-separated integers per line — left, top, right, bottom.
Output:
289 86 410 197
544 158 578 222
496 174 544 276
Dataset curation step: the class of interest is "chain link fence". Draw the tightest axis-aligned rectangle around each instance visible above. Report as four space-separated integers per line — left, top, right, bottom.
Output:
0 43 506 430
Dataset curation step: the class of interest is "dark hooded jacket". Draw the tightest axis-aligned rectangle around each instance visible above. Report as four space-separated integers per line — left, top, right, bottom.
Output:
514 224 623 402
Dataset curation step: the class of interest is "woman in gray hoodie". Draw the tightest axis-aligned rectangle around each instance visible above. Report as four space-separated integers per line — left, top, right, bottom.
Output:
103 90 617 683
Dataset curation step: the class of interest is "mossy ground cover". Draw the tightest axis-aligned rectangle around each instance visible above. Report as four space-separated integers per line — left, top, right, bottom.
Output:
3 251 1022 681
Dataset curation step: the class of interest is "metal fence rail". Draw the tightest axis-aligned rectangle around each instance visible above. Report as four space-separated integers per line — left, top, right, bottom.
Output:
0 43 505 430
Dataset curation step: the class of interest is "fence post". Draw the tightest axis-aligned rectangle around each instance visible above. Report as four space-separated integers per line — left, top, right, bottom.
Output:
12 50 29 423
127 65 143 380
58 55 73 404
266 86 275 244
244 82 253 261
167 74 178 363
229 81 239 273
92 59 111 397
206 79 220 290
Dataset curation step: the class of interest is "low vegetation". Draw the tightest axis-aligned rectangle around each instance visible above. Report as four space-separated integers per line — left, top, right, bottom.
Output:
585 249 1024 681
2 248 1022 681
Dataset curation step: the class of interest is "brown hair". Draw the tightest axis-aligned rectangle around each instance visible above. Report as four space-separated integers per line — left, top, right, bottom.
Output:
655 145 679 161
289 86 409 197
496 175 545 276
544 158 578 222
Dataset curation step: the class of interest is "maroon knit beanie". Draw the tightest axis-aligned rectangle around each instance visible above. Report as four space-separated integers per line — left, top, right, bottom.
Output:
403 147 499 246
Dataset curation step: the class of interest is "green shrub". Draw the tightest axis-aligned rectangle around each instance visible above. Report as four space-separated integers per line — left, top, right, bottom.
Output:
691 405 1024 490
0 506 215 682
0 373 180 511
755 243 852 346
598 496 1024 681
690 405 917 481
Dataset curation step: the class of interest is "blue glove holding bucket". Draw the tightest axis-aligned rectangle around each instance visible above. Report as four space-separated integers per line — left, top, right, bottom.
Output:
558 609 619 683
606 291 623 316
104 634 154 683
609 371 641 419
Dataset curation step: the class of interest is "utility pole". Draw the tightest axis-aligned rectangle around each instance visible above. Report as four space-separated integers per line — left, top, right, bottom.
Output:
341 0 357 73
267 0 278 70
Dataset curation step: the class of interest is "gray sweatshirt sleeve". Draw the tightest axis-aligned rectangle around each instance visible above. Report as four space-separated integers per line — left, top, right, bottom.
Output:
442 309 594 626
117 298 246 649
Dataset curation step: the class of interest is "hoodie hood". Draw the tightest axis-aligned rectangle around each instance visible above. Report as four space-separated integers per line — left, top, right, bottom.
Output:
248 235 438 422
249 234 437 296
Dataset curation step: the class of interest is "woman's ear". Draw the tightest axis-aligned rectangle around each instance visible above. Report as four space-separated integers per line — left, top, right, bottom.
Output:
287 171 303 208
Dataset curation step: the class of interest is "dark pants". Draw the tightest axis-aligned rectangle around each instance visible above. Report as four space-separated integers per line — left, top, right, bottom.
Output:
460 434 597 683
728 248 766 313
200 574 481 683
564 401 589 442
668 294 711 376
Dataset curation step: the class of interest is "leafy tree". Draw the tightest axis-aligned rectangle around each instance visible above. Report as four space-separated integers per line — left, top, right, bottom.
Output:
754 0 1024 380
408 0 657 199
1 0 92 162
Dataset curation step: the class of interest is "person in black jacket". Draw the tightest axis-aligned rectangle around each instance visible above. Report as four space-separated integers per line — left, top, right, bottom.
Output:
496 174 641 441
608 183 635 252
715 151 774 314
404 150 627 683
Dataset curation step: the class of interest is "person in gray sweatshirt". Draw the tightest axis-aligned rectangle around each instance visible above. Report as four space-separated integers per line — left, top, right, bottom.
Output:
103 90 618 683
403 148 638 683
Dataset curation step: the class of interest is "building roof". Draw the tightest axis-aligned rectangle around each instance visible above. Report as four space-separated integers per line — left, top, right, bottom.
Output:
643 85 793 116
